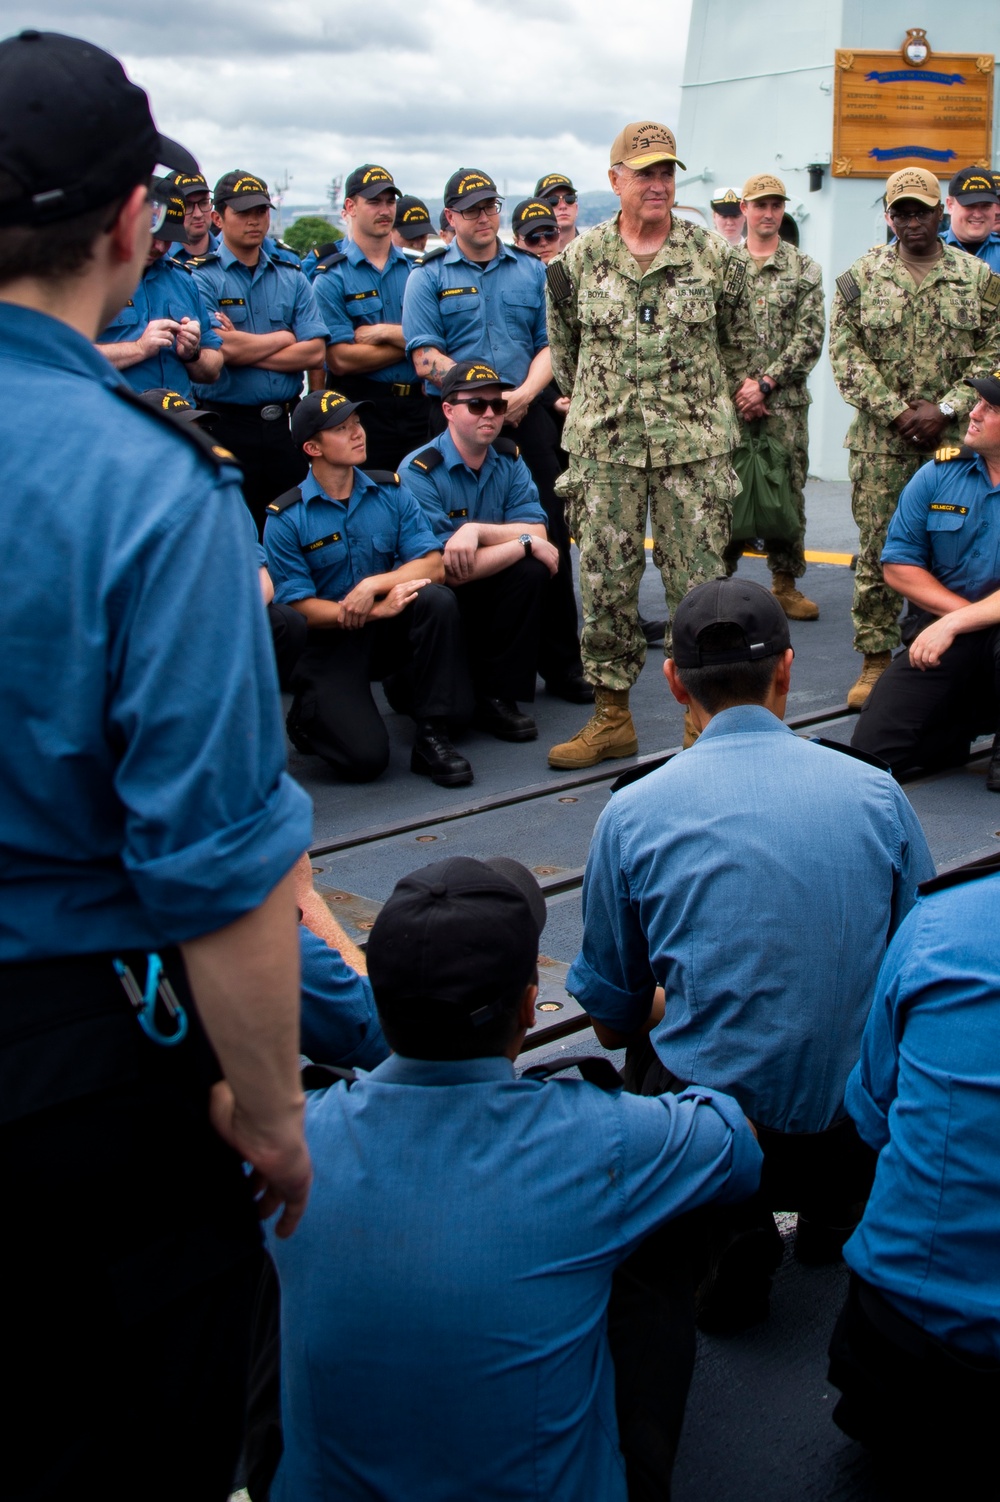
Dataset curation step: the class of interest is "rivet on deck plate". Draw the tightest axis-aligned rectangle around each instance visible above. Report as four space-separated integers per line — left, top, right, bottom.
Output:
558 796 578 804
328 892 349 902
416 834 437 842
534 865 558 876
537 1001 563 1012
311 865 324 874
356 919 375 930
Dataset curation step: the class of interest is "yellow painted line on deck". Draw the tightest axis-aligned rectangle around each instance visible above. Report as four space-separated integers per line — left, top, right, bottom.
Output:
639 541 855 566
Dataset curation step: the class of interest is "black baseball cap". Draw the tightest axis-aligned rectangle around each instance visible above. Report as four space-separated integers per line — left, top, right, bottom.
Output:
0 30 198 227
169 170 210 199
512 199 559 236
394 195 432 238
152 178 192 244
966 370 1000 406
140 388 218 424
948 167 999 205
213 171 275 211
366 856 546 1024
345 164 400 201
671 579 790 668
535 172 576 198
440 360 504 401
443 168 500 210
291 389 371 448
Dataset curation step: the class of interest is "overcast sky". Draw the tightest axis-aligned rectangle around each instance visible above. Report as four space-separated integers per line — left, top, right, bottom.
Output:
0 0 694 212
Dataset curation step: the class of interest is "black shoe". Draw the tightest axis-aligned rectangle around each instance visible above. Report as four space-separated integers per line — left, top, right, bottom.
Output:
473 698 538 742
545 673 595 705
695 1221 784 1336
987 734 1000 793
411 721 473 786
286 709 317 756
639 614 668 648
794 1213 856 1266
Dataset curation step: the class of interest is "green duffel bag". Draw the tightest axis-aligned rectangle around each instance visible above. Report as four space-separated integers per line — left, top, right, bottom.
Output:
730 421 799 543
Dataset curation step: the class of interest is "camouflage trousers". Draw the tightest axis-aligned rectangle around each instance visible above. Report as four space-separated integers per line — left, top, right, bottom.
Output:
723 405 810 578
849 449 924 655
558 452 738 691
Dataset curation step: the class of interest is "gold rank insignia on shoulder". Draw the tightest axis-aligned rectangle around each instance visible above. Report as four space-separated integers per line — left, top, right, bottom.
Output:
933 446 963 462
982 273 1000 310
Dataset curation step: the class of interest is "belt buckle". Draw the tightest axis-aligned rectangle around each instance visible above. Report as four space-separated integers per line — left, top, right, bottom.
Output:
260 403 284 421
391 382 413 398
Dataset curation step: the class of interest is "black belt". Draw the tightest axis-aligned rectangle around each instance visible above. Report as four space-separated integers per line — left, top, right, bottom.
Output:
210 399 298 421
856 1277 1000 1375
330 375 423 400
0 948 219 1125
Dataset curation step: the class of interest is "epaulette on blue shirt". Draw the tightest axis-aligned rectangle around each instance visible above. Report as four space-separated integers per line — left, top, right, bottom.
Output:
313 251 348 276
934 444 977 463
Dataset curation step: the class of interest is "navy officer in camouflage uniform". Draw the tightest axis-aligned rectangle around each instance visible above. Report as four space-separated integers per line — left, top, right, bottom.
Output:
546 121 749 769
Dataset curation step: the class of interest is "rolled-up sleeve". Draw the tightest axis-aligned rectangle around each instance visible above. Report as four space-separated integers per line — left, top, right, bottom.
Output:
402 266 445 356
264 510 318 604
312 272 354 346
111 473 312 937
881 463 936 567
290 276 331 343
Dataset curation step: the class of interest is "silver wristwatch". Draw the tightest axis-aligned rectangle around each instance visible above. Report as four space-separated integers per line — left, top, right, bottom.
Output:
939 402 956 418
518 533 533 558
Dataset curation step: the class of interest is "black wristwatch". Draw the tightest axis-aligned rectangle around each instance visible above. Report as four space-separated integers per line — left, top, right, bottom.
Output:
758 377 774 397
518 533 533 558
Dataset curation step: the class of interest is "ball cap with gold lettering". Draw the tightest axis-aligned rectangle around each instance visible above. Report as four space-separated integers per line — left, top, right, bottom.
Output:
885 167 941 209
440 360 504 401
140 388 218 424
345 164 401 201
610 122 686 172
444 168 501 210
535 172 576 199
394 195 431 238
169 170 209 199
291 389 372 448
512 199 558 236
0 30 198 226
151 178 193 244
213 170 275 211
948 166 999 205
742 173 788 202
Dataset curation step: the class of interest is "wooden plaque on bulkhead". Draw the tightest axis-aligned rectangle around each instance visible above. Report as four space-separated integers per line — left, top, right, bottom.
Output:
833 47 993 179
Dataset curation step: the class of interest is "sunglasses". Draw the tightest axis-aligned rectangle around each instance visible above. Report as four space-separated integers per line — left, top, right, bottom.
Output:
150 198 169 236
456 198 503 220
888 203 936 221
545 192 577 205
524 228 560 245
453 397 508 415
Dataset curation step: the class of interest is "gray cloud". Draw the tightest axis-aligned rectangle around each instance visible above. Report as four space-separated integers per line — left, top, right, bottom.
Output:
0 0 693 201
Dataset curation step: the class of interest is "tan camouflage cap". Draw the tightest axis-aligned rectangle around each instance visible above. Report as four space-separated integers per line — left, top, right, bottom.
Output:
885 167 941 208
610 122 686 172
742 173 787 201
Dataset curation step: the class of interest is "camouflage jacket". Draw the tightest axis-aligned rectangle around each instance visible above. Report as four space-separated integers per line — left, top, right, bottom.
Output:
829 241 1000 456
725 240 824 409
546 213 748 468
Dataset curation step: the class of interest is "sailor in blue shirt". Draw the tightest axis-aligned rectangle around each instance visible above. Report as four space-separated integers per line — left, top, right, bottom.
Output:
853 371 1000 786
403 166 588 701
264 388 475 786
399 359 555 743
942 165 1000 274
570 580 933 1330
267 856 762 1502
313 163 429 470
828 855 1000 1479
189 169 328 534
96 181 222 397
165 168 217 263
0 31 312 1495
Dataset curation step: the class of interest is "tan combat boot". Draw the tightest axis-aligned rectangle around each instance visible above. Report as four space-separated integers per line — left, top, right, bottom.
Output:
847 651 891 711
682 709 700 749
772 571 819 621
548 687 638 769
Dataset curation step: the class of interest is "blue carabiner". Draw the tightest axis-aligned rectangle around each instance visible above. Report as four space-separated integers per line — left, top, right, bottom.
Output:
112 952 189 1047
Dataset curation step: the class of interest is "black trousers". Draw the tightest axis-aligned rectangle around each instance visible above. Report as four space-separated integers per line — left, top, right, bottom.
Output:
0 952 262 1501
852 619 1000 774
332 374 431 473
430 398 584 685
452 556 549 702
289 582 474 780
267 600 308 690
210 405 308 538
828 1273 1000 1485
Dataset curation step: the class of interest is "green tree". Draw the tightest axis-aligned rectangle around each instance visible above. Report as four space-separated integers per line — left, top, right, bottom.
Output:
283 215 343 255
